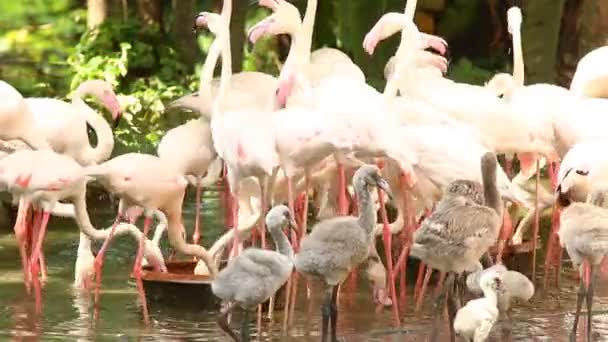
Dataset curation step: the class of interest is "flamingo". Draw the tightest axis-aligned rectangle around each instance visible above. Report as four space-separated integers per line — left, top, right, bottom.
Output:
570 46 608 99
195 1 281 264
0 150 167 297
25 79 121 166
0 81 51 150
157 118 223 245
367 13 558 173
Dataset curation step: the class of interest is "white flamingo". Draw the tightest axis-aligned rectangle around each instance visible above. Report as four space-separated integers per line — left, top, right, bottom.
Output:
570 46 608 99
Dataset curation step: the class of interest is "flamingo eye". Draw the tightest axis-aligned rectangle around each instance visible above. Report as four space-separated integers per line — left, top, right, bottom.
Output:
576 169 589 176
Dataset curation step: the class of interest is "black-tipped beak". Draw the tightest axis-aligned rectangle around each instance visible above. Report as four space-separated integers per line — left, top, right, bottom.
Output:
112 112 122 129
193 13 208 34
377 178 393 201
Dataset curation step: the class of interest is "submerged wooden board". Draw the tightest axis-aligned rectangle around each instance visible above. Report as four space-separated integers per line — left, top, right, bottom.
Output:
141 260 219 310
140 260 288 311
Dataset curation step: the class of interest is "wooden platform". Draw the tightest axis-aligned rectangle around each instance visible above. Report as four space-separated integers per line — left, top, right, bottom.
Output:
141 260 219 311
140 260 288 311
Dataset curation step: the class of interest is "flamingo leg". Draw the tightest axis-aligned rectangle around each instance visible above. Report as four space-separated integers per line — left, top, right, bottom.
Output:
229 192 241 261
496 205 514 264
28 210 50 285
192 176 202 245
336 163 347 216
378 186 399 325
572 260 590 341
531 159 540 280
14 198 31 291
93 213 122 304
415 266 432 312
133 215 152 325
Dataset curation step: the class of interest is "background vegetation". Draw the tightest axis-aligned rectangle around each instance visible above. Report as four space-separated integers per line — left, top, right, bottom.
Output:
0 0 606 153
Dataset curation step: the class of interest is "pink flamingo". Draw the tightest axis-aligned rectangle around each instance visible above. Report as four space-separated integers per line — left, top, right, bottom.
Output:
25 79 121 166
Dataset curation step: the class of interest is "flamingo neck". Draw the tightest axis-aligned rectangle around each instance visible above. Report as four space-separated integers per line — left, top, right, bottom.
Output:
356 185 377 237
71 97 115 165
214 11 233 116
198 39 222 113
481 286 498 307
269 224 294 260
299 0 317 57
404 0 417 21
512 27 524 89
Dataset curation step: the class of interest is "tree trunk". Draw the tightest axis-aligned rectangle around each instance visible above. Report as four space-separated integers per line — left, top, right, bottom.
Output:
137 0 163 29
171 0 198 68
87 0 107 28
521 0 566 84
229 0 247 73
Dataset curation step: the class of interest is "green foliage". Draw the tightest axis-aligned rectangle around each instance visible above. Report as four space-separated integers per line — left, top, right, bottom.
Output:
68 18 200 154
0 2 85 96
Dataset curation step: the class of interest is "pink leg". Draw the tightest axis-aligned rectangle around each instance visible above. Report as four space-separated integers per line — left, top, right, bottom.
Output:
229 193 241 261
543 204 562 289
94 214 122 308
413 263 425 302
133 215 152 325
336 163 348 216
531 159 541 280
28 211 50 285
378 186 400 325
192 179 202 245
14 198 31 291
496 207 514 264
28 210 50 314
283 175 298 324
415 266 432 312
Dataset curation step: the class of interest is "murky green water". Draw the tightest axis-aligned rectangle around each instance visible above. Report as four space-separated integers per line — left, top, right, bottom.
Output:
1 187 608 341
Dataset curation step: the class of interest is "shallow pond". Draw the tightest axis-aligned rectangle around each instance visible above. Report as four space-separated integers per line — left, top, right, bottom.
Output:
1 187 608 341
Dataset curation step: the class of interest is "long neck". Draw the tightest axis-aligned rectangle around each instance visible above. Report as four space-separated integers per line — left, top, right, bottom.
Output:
198 39 222 117
482 162 502 216
269 226 293 259
511 24 524 88
404 0 417 21
482 287 498 306
356 186 377 235
77 232 92 254
72 97 114 164
215 20 232 115
299 0 317 58
73 193 114 241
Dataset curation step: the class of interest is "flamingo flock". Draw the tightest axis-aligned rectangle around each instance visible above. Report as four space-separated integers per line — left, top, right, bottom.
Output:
2 0 608 341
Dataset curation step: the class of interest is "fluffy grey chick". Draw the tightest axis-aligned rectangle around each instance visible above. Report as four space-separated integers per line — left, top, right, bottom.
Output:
294 164 392 342
211 205 296 342
410 152 502 342
466 264 534 312
558 184 608 341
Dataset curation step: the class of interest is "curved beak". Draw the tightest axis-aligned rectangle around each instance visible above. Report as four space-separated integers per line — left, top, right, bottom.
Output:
193 13 208 34
101 92 122 129
376 178 393 201
247 16 274 44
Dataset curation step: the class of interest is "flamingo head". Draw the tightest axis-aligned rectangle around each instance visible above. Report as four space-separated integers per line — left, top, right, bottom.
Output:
76 80 122 129
364 13 448 56
556 166 591 208
247 0 300 44
193 12 223 35
507 6 523 35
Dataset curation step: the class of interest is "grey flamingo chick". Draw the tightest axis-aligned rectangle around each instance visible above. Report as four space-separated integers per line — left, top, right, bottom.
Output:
466 264 534 312
410 152 502 342
211 205 296 342
559 184 608 341
454 270 502 342
294 165 393 342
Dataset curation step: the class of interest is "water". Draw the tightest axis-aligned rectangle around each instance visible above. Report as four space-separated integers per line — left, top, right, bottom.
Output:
1 187 608 341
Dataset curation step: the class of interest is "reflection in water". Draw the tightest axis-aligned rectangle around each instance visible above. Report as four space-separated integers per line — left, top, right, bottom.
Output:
1 190 608 340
